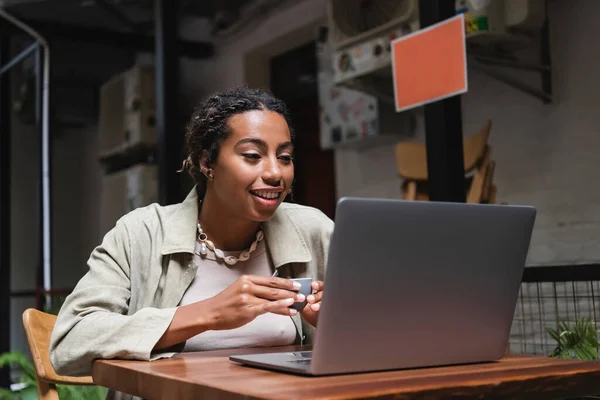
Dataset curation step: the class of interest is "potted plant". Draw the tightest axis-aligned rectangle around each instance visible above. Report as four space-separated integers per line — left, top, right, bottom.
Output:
0 351 38 400
547 316 600 360
0 296 107 400
0 350 107 400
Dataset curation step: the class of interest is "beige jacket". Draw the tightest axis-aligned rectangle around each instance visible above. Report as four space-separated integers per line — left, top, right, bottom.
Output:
49 187 334 381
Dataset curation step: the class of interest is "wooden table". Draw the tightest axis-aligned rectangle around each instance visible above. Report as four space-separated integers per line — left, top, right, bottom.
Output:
92 346 600 399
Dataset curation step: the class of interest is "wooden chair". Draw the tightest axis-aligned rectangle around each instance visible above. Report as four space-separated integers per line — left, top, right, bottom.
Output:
395 120 497 203
22 308 94 400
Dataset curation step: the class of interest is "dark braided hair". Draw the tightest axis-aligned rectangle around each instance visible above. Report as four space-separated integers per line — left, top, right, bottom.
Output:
183 87 294 197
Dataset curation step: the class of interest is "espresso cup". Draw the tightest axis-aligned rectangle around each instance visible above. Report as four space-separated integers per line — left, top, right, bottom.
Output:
290 277 313 311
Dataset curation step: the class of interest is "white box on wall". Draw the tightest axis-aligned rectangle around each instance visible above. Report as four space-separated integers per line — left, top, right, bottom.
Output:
124 66 156 150
99 65 156 157
100 164 158 236
316 26 415 150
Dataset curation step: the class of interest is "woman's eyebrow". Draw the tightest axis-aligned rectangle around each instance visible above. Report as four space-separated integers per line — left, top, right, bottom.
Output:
234 138 293 152
234 138 267 149
278 141 293 151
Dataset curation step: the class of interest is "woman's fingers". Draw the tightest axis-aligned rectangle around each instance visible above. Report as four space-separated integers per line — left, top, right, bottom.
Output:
257 297 297 316
307 280 324 303
251 283 305 302
307 291 323 304
311 280 324 292
249 275 301 291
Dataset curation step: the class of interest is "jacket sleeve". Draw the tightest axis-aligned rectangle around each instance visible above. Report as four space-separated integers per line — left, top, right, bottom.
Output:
49 218 178 377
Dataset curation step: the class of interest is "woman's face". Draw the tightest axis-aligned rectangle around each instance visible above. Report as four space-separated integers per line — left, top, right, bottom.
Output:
204 110 295 222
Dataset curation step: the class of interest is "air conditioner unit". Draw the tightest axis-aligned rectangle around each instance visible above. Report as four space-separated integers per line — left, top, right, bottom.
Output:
328 0 419 49
328 0 419 96
328 0 545 100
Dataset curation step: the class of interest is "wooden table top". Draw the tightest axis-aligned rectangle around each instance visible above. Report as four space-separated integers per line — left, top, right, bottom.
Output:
92 346 600 400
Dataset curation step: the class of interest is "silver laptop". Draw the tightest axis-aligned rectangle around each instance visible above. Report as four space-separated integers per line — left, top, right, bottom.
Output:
230 197 536 376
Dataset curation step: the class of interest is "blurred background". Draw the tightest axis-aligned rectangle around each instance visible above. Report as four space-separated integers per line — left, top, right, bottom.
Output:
1 0 600 392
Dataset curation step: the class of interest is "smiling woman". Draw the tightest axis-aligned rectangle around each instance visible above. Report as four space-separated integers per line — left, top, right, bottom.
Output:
47 87 334 395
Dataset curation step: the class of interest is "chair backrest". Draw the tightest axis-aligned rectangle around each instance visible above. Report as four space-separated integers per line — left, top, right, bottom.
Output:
395 119 492 180
463 120 492 173
395 120 496 203
22 308 93 400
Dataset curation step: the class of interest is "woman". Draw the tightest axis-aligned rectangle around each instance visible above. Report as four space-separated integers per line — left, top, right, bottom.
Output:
49 87 334 379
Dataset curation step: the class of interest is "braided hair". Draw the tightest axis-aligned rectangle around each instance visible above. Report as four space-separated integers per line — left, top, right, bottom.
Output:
183 87 294 197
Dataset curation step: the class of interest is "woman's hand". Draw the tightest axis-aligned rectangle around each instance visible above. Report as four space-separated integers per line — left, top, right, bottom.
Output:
154 275 303 351
203 275 304 331
301 280 324 327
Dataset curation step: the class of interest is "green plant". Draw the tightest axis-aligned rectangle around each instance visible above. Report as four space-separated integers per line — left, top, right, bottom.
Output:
56 385 107 400
0 350 107 400
0 352 38 400
0 296 106 399
547 317 600 360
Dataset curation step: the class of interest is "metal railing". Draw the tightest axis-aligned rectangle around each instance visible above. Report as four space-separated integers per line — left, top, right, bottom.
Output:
509 264 600 356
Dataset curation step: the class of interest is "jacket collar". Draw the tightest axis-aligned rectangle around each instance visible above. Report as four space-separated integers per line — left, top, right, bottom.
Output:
160 187 199 256
160 187 312 267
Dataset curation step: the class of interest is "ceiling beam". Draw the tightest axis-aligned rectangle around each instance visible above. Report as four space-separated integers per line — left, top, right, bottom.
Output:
94 0 141 32
5 18 214 59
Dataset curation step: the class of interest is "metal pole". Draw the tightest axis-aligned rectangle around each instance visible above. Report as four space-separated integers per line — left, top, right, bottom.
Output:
0 9 52 303
155 0 182 205
418 0 466 202
540 6 552 105
0 33 12 390
0 41 37 76
34 43 46 308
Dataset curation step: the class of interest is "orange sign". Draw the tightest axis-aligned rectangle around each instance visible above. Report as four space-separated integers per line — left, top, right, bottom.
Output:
391 14 468 112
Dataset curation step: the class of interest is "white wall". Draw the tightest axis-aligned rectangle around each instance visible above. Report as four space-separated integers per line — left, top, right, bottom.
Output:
8 55 103 355
181 0 600 267
10 96 41 355
10 120 102 353
52 125 103 289
461 0 600 266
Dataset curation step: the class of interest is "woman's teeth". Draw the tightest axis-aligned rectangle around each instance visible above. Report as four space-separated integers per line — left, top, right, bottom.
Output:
250 191 280 199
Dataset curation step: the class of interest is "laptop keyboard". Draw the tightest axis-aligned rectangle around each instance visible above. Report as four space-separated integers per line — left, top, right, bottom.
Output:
289 351 312 364
289 358 312 365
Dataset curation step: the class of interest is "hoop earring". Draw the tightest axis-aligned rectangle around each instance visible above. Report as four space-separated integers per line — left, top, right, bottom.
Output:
201 166 214 180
